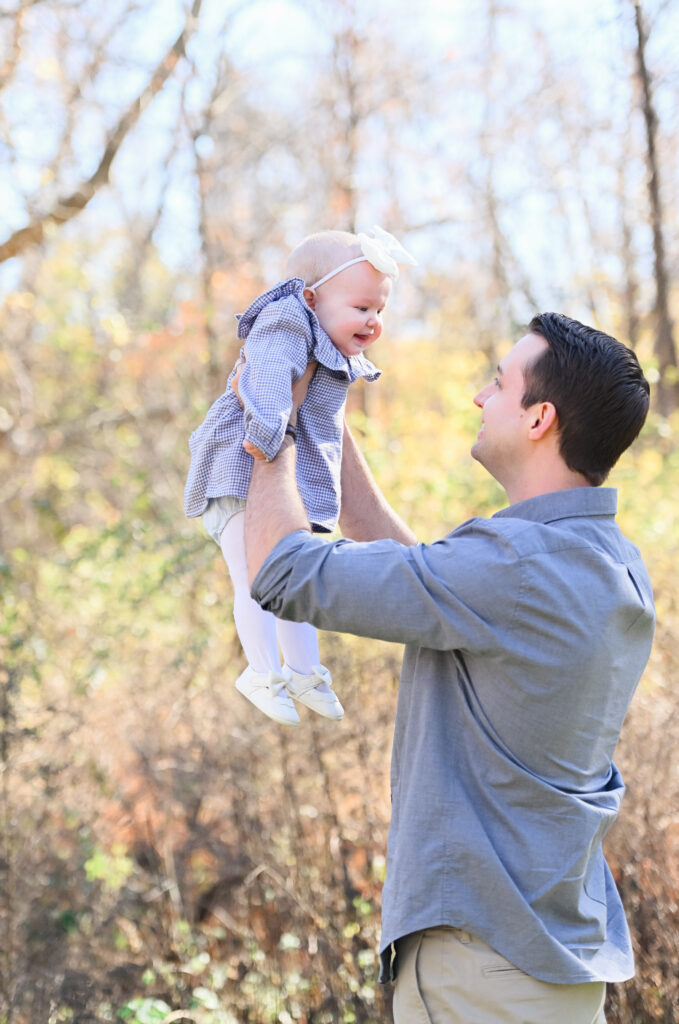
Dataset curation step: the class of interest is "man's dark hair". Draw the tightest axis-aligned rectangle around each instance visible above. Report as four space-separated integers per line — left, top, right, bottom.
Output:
523 313 650 486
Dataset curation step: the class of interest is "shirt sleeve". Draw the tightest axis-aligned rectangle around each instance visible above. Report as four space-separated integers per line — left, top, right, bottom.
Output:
240 301 312 461
251 522 521 653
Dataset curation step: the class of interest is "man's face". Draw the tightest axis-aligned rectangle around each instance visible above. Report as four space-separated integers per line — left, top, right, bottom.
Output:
471 332 549 482
306 260 392 358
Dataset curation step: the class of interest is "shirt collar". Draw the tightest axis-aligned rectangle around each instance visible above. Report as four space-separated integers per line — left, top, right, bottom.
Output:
493 487 618 525
237 277 379 381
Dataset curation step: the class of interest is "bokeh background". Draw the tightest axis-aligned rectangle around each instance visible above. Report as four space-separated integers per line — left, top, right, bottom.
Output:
1 1 678 1021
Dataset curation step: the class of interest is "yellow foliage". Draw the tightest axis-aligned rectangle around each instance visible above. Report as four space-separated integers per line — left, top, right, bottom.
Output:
33 454 81 490
6 291 35 309
102 313 130 347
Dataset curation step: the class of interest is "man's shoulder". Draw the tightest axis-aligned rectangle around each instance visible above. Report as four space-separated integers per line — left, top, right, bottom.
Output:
443 507 636 564
445 513 541 549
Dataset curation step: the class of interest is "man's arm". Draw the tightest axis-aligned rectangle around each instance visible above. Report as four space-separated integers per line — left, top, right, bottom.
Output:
244 361 316 586
246 432 311 586
339 421 417 544
244 362 415 584
246 416 416 584
252 518 520 652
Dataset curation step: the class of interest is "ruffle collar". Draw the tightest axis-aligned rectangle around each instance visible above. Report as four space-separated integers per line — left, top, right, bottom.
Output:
237 277 381 382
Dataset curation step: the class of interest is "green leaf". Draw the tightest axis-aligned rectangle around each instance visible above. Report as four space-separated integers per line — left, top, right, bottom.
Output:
117 997 172 1023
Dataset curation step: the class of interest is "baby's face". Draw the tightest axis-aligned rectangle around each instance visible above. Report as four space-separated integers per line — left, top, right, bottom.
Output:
305 260 392 358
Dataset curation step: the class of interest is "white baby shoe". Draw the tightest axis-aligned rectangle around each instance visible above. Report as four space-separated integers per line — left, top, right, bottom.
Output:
283 664 344 721
235 666 300 726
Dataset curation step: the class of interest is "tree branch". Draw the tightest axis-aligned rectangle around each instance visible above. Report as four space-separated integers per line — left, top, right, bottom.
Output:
0 0 203 263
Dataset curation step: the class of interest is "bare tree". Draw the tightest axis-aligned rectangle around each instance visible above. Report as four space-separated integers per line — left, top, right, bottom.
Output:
0 0 204 263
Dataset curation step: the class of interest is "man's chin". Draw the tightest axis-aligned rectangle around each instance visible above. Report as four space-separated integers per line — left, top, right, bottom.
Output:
470 443 493 475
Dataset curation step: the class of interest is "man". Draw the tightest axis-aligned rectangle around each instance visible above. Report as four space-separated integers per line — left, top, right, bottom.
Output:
242 313 655 1023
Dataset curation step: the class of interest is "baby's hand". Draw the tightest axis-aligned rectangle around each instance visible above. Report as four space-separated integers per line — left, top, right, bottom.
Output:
243 439 267 461
234 357 318 461
232 360 266 459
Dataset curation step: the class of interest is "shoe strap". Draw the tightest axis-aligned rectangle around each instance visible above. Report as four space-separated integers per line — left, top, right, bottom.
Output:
287 665 333 695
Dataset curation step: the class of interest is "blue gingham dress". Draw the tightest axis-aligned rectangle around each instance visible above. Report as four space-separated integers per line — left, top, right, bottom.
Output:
184 278 381 532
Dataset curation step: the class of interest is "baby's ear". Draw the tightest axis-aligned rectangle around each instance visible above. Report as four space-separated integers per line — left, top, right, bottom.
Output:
303 287 316 310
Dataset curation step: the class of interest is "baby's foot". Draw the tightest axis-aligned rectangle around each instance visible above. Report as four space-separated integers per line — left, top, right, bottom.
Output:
283 664 344 721
235 666 300 725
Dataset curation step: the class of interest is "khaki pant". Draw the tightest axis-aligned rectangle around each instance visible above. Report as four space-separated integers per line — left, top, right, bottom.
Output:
392 927 607 1024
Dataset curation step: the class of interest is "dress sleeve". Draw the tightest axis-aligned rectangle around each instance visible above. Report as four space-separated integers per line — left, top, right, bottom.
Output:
251 524 521 653
240 301 312 461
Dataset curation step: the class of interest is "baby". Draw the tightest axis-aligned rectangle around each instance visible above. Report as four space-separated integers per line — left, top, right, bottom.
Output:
184 227 415 726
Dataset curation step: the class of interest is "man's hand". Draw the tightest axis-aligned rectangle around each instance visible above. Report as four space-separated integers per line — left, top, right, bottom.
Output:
230 356 246 407
290 360 318 423
231 356 318 459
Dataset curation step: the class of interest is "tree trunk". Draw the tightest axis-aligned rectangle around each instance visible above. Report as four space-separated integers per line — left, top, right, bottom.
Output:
618 157 640 351
634 1 678 414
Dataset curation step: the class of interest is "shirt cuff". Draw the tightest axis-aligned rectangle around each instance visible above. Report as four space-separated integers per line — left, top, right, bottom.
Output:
250 529 317 610
243 424 284 462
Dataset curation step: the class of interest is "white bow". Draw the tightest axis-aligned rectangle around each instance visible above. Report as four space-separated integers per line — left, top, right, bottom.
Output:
307 226 417 291
358 226 417 280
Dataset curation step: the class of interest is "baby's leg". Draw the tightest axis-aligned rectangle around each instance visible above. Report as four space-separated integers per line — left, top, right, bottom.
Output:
275 618 321 677
219 511 281 673
277 619 344 719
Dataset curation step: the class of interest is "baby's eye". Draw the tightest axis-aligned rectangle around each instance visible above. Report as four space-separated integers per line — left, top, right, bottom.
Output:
356 306 368 312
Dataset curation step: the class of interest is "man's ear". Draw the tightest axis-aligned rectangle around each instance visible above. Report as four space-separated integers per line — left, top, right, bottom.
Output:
303 287 316 310
527 402 558 440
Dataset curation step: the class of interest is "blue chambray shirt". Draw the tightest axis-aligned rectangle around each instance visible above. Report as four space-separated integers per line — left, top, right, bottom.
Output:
184 278 381 531
251 487 656 984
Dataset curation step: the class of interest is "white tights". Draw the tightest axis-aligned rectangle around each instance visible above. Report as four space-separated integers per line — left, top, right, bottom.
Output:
219 511 321 675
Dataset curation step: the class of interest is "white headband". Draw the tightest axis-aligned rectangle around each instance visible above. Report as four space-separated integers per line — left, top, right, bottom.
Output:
308 225 417 291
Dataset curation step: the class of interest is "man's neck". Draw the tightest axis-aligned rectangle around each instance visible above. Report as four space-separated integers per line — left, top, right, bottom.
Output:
504 468 591 506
